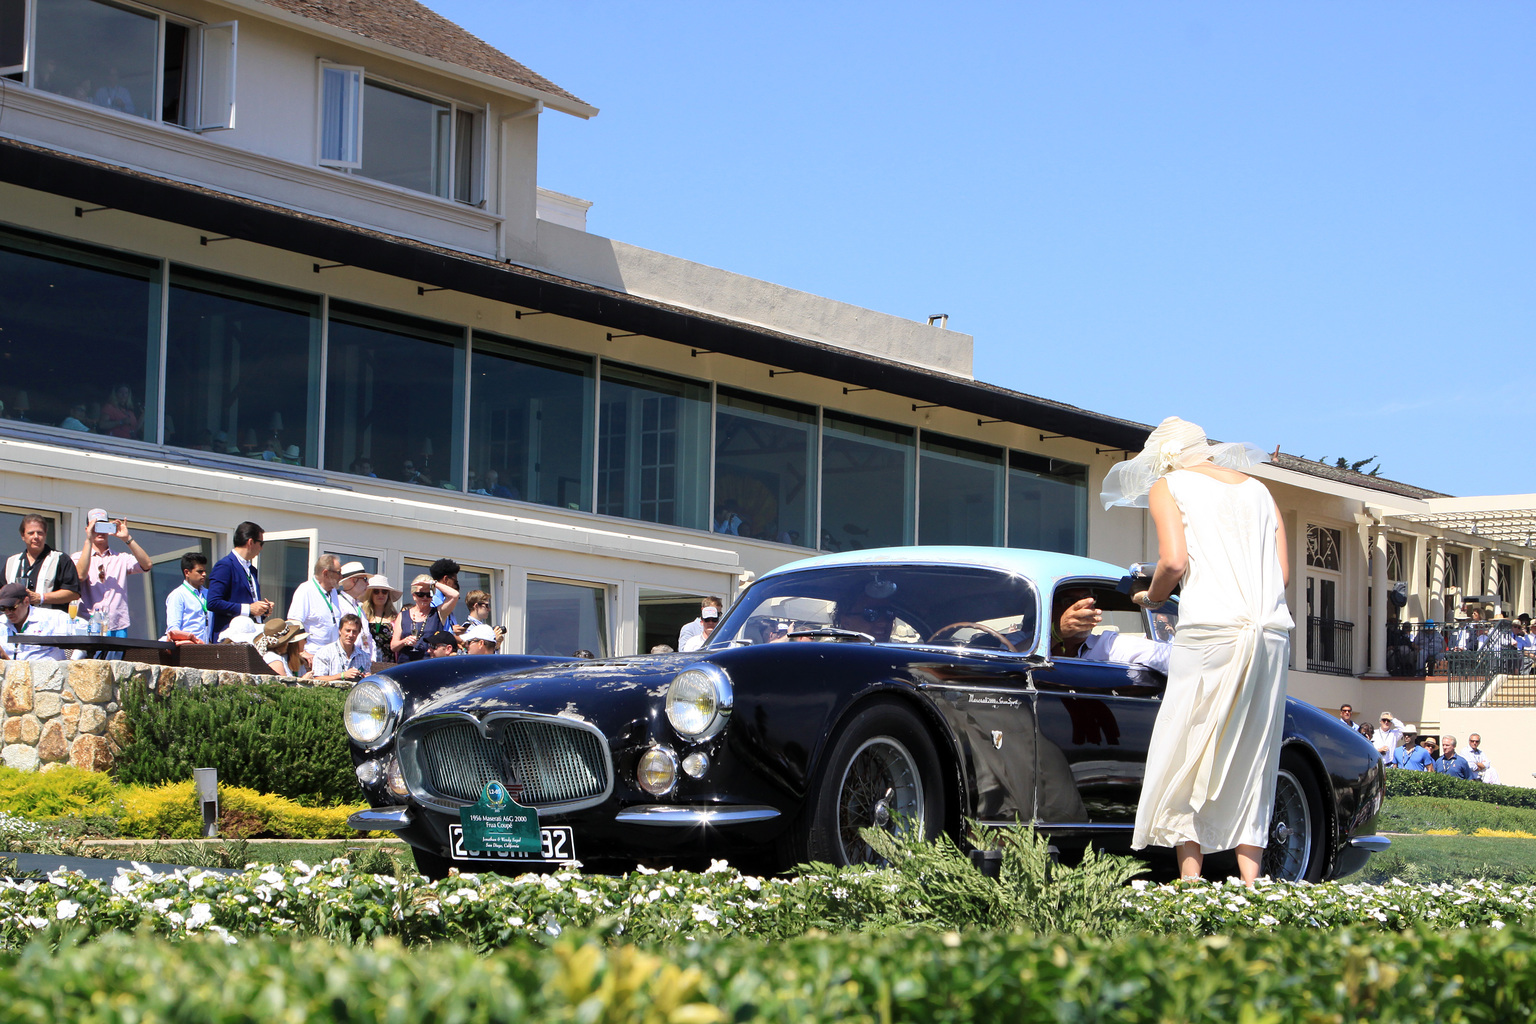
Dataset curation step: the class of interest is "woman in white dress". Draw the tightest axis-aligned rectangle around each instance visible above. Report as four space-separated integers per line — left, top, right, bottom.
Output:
1102 417 1293 885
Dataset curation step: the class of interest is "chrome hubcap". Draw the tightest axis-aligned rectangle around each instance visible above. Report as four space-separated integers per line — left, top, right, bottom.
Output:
1262 769 1313 880
835 738 923 864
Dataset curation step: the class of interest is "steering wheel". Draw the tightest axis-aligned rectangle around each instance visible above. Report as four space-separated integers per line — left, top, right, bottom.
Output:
929 621 1016 652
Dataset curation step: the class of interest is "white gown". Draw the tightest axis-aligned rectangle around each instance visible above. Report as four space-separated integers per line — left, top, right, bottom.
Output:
1132 470 1295 853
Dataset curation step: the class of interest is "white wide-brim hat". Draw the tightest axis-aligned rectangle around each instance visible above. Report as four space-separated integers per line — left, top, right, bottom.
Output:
1100 416 1268 509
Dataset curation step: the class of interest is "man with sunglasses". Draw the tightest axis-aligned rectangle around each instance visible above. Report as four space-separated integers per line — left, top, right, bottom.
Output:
679 605 720 652
75 509 152 638
208 521 274 637
835 594 899 642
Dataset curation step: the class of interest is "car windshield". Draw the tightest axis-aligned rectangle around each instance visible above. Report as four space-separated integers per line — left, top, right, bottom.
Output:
713 564 1038 652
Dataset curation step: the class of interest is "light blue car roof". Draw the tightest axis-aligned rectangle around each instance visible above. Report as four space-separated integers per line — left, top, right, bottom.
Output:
754 546 1142 654
759 546 1135 590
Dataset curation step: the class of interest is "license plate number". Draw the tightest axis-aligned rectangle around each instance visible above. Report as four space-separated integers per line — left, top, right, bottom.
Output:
449 823 576 862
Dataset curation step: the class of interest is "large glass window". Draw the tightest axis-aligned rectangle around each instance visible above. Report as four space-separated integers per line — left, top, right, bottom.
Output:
165 269 321 464
526 578 608 657
821 413 914 550
33 0 156 118
714 389 816 546
919 433 1003 546
1007 452 1086 555
469 334 593 511
325 303 465 489
0 229 159 440
125 526 212 640
597 364 710 530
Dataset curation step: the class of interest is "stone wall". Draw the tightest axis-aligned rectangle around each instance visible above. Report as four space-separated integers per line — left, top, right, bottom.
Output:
0 660 324 774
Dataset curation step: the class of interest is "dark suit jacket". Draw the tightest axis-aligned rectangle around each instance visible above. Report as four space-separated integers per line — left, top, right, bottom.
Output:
207 552 260 637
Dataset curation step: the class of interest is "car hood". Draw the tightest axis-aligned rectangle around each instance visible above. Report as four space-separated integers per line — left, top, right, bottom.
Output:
401 652 705 723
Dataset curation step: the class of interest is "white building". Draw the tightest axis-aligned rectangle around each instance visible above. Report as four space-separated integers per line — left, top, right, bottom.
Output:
1 0 1531 780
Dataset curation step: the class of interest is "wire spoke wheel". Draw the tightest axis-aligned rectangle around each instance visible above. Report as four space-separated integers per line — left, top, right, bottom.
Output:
1262 767 1314 881
834 737 923 864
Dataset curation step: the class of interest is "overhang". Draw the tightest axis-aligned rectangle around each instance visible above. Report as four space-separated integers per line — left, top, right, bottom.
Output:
1391 496 1536 550
0 138 1151 453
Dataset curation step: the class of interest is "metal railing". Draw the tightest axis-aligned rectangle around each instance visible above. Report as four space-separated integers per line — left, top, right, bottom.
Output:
1442 621 1536 707
1306 616 1354 676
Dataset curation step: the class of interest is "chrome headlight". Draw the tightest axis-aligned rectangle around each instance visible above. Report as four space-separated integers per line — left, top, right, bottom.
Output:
665 663 733 741
344 676 404 749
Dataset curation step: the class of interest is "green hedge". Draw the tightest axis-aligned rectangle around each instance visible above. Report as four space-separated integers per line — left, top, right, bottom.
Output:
115 682 355 806
4 924 1535 1023
1385 768 1536 809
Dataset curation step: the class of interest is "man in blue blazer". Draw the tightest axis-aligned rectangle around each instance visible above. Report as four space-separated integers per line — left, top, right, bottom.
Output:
207 521 275 637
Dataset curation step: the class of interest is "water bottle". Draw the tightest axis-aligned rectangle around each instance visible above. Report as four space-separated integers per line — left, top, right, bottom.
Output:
87 607 103 636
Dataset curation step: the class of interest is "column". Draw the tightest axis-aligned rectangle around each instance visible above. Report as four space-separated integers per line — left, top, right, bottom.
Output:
1518 557 1533 619
1407 534 1427 622
1429 539 1446 622
1465 546 1482 609
1366 526 1389 678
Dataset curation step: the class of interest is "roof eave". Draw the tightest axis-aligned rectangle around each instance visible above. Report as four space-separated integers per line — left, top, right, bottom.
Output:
215 0 598 118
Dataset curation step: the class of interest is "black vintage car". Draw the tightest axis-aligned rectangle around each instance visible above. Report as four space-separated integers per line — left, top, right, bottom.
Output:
346 547 1388 880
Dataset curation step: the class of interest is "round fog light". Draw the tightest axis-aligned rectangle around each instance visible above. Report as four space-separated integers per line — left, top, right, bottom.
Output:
682 752 709 778
356 760 383 787
637 747 677 796
385 757 408 798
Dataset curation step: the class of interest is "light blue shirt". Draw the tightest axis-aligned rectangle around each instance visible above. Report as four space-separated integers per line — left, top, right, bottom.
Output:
165 583 211 643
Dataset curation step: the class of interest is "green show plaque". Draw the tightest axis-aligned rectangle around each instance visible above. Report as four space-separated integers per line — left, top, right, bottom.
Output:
458 781 542 854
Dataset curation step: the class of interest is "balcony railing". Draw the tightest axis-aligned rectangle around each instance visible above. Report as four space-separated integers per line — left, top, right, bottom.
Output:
1306 616 1354 676
1440 621 1536 707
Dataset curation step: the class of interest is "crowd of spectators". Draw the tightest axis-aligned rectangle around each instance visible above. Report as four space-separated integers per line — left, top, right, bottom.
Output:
0 511 529 674
1350 704 1503 783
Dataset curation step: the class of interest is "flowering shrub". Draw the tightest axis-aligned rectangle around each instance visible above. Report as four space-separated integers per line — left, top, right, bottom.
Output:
2 858 1533 952
5 920 1536 1023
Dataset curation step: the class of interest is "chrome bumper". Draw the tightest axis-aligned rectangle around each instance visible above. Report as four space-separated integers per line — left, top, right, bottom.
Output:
348 806 413 831
614 805 781 827
1350 834 1392 853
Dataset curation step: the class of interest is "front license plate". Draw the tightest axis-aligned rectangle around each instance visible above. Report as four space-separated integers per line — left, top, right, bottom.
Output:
449 823 576 862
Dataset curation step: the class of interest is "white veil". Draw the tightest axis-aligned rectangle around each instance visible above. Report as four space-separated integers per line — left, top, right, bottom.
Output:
1100 416 1269 509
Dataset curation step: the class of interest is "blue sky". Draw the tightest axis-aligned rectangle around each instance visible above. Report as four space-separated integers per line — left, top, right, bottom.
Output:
433 1 1534 498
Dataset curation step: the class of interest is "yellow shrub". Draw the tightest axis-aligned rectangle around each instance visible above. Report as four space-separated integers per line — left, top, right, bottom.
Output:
1422 827 1461 835
1471 827 1536 839
117 781 367 840
0 765 124 819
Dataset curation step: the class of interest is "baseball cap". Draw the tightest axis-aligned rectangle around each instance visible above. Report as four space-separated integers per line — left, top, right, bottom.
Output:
701 606 720 620
461 622 498 645
87 508 109 524
428 630 458 648
0 582 28 610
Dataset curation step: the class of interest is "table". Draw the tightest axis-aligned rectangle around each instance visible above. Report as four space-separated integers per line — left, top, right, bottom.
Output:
15 635 180 665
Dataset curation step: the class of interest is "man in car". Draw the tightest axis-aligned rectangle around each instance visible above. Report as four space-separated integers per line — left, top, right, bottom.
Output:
1052 587 1170 675
834 593 898 642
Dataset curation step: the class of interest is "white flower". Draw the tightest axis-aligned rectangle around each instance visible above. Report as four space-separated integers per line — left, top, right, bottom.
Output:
743 876 762 891
692 904 720 925
152 898 173 912
1258 914 1279 927
1491 920 1506 930
23 915 48 929
258 871 284 887
635 865 658 875
186 903 213 929
704 859 731 874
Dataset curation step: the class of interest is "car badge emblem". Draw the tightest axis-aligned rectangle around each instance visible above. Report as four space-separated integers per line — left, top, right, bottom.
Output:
992 730 1004 750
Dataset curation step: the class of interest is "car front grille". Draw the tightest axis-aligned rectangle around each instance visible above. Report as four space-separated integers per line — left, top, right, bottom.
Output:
414 718 610 807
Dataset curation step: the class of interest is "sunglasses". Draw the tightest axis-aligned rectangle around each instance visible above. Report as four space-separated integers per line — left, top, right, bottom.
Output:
413 590 432 598
850 607 896 623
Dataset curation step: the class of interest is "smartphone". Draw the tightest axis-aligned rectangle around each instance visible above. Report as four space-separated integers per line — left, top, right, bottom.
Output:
93 519 116 534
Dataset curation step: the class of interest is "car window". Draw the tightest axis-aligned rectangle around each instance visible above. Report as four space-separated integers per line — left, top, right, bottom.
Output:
716 565 1037 651
1050 580 1159 663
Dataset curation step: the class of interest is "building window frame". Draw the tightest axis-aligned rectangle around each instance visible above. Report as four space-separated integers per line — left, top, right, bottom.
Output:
316 60 485 205
7 0 237 131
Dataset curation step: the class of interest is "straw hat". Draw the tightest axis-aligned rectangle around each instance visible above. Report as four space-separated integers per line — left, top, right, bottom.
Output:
364 574 401 599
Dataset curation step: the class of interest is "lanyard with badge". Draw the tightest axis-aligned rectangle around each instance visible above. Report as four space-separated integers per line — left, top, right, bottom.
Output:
183 582 208 615
314 579 338 629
